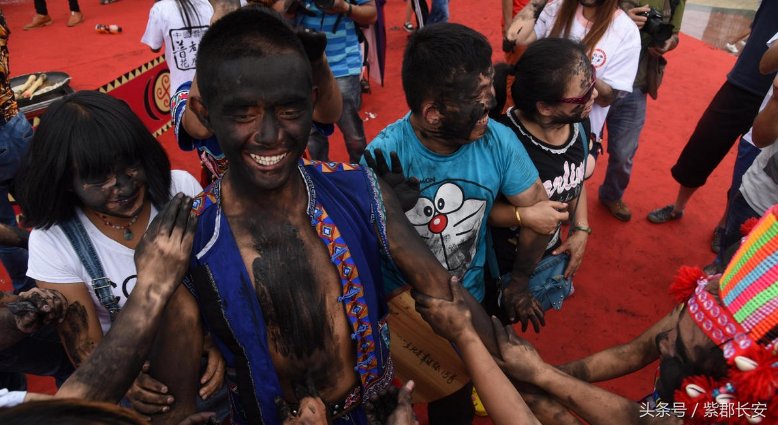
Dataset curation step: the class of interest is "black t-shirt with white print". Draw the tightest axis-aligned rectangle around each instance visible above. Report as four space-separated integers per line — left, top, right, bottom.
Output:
491 107 586 275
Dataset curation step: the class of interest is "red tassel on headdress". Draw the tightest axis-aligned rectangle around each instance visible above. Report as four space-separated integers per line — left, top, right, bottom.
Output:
765 395 778 423
728 345 778 403
669 266 705 304
740 217 760 237
673 375 717 425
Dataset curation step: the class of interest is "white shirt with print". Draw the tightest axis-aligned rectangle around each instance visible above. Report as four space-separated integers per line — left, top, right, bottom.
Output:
141 0 213 97
27 171 202 334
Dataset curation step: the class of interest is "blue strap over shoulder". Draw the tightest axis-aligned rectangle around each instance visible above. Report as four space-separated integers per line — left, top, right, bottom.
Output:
60 216 121 322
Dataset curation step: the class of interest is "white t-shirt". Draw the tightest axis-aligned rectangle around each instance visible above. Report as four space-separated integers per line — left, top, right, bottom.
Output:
740 86 777 214
27 171 202 334
141 0 213 97
534 0 641 135
0 389 26 408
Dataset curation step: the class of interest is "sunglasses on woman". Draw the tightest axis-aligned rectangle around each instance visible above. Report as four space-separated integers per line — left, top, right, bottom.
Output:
559 65 597 105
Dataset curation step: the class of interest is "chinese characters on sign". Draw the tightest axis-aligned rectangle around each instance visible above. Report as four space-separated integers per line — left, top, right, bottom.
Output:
168 26 208 71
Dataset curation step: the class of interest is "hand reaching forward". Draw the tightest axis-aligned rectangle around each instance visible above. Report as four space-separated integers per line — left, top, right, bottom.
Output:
8 287 68 333
134 194 197 295
490 316 546 384
364 149 420 212
413 276 473 343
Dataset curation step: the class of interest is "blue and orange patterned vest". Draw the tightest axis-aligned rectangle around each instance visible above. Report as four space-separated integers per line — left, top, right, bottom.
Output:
185 160 394 425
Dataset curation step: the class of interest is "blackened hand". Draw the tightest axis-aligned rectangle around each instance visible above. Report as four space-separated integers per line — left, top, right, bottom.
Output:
364 149 420 212
413 276 473 342
365 385 400 425
134 194 196 293
386 381 419 425
11 287 68 333
502 37 516 53
490 317 545 384
501 282 545 332
296 28 327 64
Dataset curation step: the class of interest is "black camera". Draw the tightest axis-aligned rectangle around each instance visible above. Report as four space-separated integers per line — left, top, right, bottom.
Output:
639 7 674 46
313 0 335 9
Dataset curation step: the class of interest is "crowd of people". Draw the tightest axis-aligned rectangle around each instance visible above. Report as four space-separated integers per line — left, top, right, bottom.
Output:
0 0 777 424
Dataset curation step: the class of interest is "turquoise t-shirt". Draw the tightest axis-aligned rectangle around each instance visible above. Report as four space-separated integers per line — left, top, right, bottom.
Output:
296 0 369 78
363 113 539 301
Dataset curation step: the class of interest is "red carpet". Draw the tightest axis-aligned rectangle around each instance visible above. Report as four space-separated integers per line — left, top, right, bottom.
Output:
2 0 741 422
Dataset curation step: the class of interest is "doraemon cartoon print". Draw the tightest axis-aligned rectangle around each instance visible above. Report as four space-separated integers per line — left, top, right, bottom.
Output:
406 181 487 275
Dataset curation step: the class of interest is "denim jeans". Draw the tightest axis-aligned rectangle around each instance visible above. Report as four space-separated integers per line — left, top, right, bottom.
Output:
307 75 367 163
427 0 449 24
0 112 34 293
599 88 647 202
726 137 761 205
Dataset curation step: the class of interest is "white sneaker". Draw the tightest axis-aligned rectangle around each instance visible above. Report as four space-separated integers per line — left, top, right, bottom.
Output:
725 42 739 54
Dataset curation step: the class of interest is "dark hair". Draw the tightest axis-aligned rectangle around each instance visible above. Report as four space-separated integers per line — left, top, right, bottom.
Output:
510 38 590 120
196 5 309 106
401 23 492 114
176 0 205 29
16 91 172 229
0 399 146 425
490 62 513 119
549 0 620 56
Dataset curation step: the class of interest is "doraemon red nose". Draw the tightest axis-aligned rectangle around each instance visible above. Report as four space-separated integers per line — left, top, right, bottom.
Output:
428 214 448 234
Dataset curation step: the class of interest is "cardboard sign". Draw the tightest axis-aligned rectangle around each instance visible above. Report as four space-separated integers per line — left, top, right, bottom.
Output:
387 290 469 402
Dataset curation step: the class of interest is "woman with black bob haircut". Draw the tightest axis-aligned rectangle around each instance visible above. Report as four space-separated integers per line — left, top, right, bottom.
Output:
14 91 224 419
17 90 172 229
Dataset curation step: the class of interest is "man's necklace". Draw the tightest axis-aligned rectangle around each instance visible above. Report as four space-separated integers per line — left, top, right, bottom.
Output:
95 213 140 241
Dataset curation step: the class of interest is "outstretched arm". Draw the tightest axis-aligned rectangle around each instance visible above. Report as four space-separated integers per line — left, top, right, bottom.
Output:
0 223 29 248
379 179 498 353
493 321 681 425
0 287 68 351
488 199 568 235
557 306 680 382
552 185 588 279
415 278 541 425
502 180 551 331
56 195 199 414
504 0 546 46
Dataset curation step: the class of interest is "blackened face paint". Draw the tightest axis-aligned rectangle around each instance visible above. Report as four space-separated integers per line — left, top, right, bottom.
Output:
427 69 497 145
546 64 595 126
654 309 728 403
548 105 586 126
72 161 148 219
207 54 313 194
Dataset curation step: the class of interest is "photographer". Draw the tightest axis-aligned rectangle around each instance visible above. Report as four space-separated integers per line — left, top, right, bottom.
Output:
289 0 377 162
597 0 685 222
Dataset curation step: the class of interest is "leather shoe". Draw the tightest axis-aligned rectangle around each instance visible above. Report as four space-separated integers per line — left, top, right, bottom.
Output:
67 11 84 27
23 14 52 30
600 198 632 222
